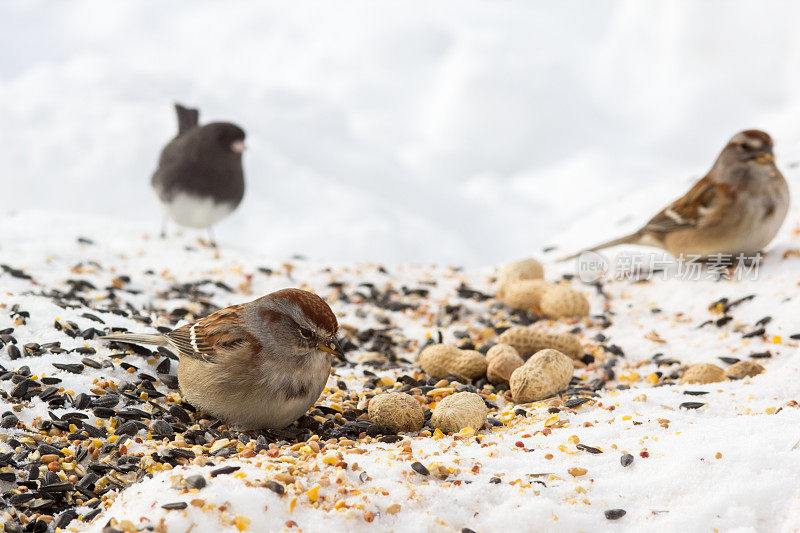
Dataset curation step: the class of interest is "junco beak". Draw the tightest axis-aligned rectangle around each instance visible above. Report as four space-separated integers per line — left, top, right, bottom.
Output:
230 140 245 154
317 340 344 359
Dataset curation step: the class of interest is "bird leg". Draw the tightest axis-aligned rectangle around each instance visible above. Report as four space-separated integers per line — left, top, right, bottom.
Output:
160 215 168 239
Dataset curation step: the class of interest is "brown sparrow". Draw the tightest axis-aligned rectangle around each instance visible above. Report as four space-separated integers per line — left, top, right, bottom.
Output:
100 288 341 429
566 130 790 260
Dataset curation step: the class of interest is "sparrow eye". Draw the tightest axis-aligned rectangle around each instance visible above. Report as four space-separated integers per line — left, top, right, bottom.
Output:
740 143 753 151
299 327 313 340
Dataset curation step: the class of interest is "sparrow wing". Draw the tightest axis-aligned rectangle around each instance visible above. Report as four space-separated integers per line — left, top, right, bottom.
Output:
641 176 720 235
165 304 248 363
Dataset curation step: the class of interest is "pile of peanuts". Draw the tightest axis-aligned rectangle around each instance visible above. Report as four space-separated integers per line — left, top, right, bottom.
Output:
368 257 595 434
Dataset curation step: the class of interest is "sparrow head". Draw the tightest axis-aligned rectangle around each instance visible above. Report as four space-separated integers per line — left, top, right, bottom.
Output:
205 122 246 155
253 289 341 363
722 129 775 165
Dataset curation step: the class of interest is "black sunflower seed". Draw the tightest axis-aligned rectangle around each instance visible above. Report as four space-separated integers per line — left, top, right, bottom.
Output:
151 420 174 437
605 509 626 520
411 462 430 475
159 374 179 389
715 316 733 327
265 480 285 495
118 408 150 420
168 448 196 459
565 397 591 409
115 421 141 436
39 386 60 400
156 358 171 374
683 390 709 396
28 498 55 511
576 444 602 454
7 344 21 360
81 313 105 324
83 508 102 521
80 358 102 370
157 346 179 360
211 466 240 477
743 328 765 338
162 502 187 510
38 443 62 455
52 363 84 374
10 379 30 398
91 394 119 408
40 481 73 493
92 407 116 419
168 405 192 424
620 454 633 467
73 346 96 355
185 474 206 489
1 414 18 428
680 402 706 409
81 328 103 340
10 492 36 505
55 509 78 529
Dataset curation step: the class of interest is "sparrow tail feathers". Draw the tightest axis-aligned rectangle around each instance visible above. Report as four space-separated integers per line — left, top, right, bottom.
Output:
559 232 643 262
99 333 167 346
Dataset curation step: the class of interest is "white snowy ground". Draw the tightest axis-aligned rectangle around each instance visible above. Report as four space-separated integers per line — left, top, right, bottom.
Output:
1 188 799 532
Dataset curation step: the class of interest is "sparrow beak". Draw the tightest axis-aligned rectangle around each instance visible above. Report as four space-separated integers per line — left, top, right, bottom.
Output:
317 341 344 359
754 152 775 164
230 140 245 154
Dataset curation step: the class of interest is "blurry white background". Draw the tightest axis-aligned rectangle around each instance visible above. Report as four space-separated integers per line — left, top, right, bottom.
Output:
2 0 799 265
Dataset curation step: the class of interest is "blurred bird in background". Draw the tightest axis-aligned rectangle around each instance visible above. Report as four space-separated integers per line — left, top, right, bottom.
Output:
151 103 246 247
564 129 789 261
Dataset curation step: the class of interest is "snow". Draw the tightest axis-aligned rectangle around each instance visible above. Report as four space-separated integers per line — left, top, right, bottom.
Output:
1 202 799 531
2 2 800 532
3 1 800 264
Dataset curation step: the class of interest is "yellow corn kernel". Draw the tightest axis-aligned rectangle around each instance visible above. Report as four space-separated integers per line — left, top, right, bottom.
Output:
306 484 320 502
235 516 251 531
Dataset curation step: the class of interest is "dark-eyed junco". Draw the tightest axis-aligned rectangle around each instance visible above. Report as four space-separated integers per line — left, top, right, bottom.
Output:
100 289 342 429
152 103 246 246
565 130 789 260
